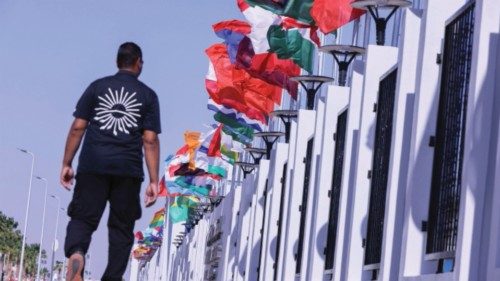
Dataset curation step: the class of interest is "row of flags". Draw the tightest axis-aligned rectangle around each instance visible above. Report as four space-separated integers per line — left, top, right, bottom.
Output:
131 0 365 262
132 208 165 261
207 0 365 142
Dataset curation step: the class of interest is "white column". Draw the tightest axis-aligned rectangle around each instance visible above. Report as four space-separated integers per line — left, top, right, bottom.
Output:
398 0 471 277
233 175 256 281
305 85 350 281
343 45 398 281
273 119 299 281
259 143 289 281
455 0 500 280
219 183 243 281
244 160 270 281
378 8 422 281
299 91 327 281
277 109 316 281
333 60 365 281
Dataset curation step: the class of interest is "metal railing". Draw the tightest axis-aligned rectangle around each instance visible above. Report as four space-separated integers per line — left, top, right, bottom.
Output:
325 109 349 271
296 138 315 274
364 68 398 268
426 1 475 263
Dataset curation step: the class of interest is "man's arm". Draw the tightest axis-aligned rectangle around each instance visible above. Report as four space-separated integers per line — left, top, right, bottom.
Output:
143 130 160 207
60 118 88 190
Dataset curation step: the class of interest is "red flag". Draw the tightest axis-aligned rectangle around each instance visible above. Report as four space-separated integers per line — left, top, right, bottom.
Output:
213 20 251 35
158 176 179 197
208 125 223 157
158 176 167 197
135 231 144 241
236 37 300 99
206 43 280 119
310 0 365 34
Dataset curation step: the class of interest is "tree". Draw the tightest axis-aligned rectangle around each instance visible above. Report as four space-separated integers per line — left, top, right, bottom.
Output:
0 211 49 279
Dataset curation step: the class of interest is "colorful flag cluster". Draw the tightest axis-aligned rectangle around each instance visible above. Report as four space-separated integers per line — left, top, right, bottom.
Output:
132 208 165 261
204 0 364 148
159 125 242 225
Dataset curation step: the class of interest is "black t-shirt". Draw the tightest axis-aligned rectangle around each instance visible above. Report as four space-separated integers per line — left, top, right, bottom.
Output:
73 70 161 179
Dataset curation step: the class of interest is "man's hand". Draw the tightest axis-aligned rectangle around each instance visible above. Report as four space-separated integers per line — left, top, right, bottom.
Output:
145 182 158 207
60 166 75 190
60 118 87 191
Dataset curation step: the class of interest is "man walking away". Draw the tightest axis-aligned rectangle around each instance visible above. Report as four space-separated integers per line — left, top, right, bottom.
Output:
60 42 161 281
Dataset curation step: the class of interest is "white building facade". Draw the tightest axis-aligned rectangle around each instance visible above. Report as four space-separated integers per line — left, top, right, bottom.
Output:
131 0 500 280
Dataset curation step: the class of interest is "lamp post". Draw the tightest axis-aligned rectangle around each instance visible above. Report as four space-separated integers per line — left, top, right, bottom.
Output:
290 75 334 110
49 195 61 281
351 0 412 45
17 148 35 281
34 176 48 281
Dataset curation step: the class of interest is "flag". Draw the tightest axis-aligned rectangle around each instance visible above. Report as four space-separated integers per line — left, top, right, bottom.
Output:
149 208 165 228
213 20 252 63
206 44 281 116
237 2 302 98
244 0 315 25
158 176 179 197
135 231 144 242
235 37 300 99
220 130 241 164
267 24 317 73
222 123 254 144
184 131 201 170
208 124 223 157
207 98 266 131
238 0 319 73
237 0 280 53
196 127 230 178
174 177 212 196
214 112 255 142
310 0 365 34
169 197 189 223
206 60 268 124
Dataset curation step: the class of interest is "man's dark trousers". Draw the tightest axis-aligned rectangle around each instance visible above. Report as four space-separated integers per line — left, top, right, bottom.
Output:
64 173 142 281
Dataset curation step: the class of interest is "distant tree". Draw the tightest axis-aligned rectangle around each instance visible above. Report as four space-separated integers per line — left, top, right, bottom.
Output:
0 211 49 279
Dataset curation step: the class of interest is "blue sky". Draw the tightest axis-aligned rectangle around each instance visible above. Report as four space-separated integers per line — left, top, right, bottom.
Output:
0 0 243 278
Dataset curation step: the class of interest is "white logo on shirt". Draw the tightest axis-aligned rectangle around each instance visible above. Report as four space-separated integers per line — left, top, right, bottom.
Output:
94 87 142 136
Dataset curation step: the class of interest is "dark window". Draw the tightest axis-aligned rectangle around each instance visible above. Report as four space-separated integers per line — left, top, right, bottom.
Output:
364 68 398 268
274 163 288 281
426 1 475 265
325 109 349 271
296 138 315 274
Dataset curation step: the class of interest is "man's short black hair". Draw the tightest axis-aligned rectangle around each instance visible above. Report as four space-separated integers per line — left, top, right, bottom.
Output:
117 42 142 68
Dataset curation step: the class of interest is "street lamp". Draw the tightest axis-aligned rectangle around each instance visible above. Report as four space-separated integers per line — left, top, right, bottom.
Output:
49 195 62 281
34 176 48 281
351 0 412 45
17 148 35 281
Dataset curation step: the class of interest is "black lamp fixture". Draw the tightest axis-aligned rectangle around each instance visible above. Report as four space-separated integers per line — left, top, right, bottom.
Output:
270 110 298 143
234 161 259 179
253 131 285 159
351 0 412 45
290 75 334 110
209 195 224 208
244 147 267 164
319 45 366 86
